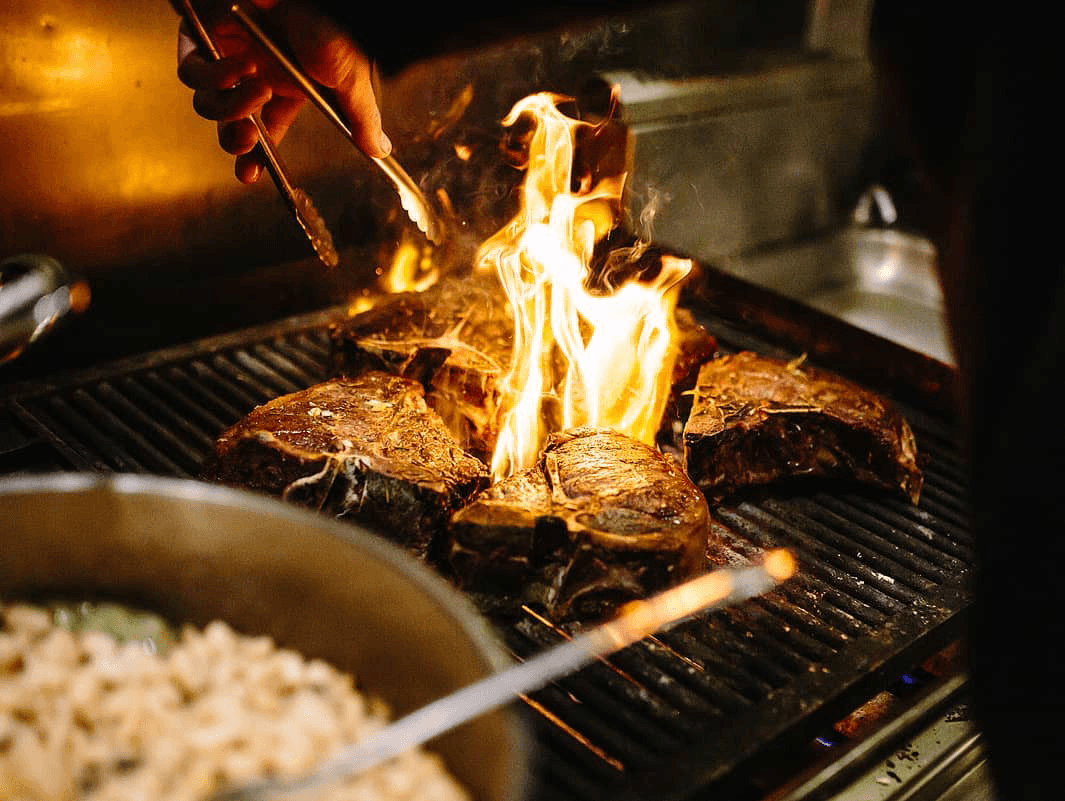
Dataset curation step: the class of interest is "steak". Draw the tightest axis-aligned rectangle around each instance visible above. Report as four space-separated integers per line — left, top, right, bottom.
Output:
447 427 709 621
329 273 512 462
662 308 718 447
330 274 717 458
201 372 490 559
683 351 923 503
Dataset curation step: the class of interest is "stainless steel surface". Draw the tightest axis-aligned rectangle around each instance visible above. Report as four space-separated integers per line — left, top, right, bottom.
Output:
776 673 997 801
0 0 376 277
177 0 339 268
721 225 952 365
228 0 443 245
608 56 877 261
0 472 532 801
1 0 877 306
0 253 88 364
215 553 796 800
805 0 875 58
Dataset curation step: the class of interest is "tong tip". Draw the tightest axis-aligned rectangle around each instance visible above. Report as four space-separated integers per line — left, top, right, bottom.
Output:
291 189 340 267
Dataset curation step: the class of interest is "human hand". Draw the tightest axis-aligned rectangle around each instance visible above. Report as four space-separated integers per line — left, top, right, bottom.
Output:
176 0 391 183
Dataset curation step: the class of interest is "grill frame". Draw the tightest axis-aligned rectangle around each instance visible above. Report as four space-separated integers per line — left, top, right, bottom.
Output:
0 297 974 801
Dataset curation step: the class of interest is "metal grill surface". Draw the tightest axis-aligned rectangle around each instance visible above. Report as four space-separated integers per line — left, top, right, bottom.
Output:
0 305 974 801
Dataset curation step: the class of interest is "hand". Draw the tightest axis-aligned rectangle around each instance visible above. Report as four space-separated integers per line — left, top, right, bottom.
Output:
176 0 391 183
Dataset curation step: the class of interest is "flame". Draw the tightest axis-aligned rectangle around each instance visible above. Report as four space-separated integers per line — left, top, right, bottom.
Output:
477 93 692 481
343 233 439 317
382 235 439 294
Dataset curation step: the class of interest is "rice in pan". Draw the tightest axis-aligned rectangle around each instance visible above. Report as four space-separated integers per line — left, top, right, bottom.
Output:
0 603 471 801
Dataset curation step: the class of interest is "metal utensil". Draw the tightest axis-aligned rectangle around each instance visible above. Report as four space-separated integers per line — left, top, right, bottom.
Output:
0 473 529 801
0 254 90 365
178 0 339 268
228 0 444 245
212 550 798 800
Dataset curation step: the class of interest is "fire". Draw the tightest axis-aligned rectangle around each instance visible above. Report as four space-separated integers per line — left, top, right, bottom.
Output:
477 93 692 481
382 234 439 294
347 229 440 315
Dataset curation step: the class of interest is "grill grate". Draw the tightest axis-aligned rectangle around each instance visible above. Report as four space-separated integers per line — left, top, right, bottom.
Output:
0 305 974 801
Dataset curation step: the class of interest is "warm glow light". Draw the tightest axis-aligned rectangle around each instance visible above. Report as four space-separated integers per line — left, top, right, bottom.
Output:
765 549 798 582
381 232 440 295
476 93 692 481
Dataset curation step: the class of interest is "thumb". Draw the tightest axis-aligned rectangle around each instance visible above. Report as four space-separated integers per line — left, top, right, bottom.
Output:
335 57 391 159
276 3 391 158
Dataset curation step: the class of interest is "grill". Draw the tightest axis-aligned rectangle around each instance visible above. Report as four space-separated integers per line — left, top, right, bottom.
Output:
0 297 974 801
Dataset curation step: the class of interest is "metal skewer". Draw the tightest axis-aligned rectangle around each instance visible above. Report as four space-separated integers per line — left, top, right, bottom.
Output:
228 0 444 245
178 0 339 268
210 549 798 801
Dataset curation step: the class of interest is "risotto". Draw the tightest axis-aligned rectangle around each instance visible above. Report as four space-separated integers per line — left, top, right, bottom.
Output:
0 603 470 801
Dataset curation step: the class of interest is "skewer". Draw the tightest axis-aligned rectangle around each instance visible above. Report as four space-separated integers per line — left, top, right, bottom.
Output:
178 0 339 268
210 549 798 800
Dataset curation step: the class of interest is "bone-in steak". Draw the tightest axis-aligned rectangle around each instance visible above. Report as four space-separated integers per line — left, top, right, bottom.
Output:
329 273 512 462
683 351 923 503
447 427 709 621
202 372 489 559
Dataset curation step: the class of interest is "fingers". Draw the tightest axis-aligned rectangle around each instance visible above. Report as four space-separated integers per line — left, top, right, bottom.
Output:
337 64 391 159
221 95 307 184
260 94 307 144
178 49 257 93
217 118 258 156
178 0 391 175
194 79 273 122
179 27 270 124
276 2 391 158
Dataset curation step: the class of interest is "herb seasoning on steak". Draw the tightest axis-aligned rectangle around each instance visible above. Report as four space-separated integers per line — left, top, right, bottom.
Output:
447 427 709 621
330 274 717 460
683 351 923 503
329 273 512 462
201 372 489 559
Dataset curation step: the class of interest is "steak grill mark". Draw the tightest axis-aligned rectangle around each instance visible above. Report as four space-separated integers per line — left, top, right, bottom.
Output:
0 307 974 801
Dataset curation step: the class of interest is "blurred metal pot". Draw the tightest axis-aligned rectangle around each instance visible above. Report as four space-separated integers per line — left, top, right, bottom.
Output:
0 472 532 801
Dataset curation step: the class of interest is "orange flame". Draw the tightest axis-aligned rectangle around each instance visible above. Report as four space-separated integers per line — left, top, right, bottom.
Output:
477 93 692 481
383 235 439 294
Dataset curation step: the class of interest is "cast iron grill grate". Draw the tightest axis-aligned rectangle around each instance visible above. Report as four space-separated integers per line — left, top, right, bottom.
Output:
0 306 974 801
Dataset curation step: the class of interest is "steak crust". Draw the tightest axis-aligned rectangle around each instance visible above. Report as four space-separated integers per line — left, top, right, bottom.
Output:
329 273 512 462
201 372 489 558
330 275 717 459
683 351 923 503
447 427 709 621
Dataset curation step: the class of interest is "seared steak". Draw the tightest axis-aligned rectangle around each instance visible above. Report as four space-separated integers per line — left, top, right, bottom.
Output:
662 308 718 447
201 372 489 558
329 273 512 462
447 427 709 621
683 351 923 503
331 274 716 459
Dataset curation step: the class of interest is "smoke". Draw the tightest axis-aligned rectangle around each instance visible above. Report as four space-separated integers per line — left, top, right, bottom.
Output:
629 184 672 245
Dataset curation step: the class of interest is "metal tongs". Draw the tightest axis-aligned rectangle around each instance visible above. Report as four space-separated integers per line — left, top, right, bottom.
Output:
226 1 443 245
210 550 797 800
177 2 442 267
178 0 340 268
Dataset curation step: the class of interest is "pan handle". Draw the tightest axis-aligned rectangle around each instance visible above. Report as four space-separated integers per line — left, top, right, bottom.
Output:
0 254 90 365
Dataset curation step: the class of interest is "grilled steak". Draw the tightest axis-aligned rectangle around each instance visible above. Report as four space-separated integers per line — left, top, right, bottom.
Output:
329 273 512 462
330 274 717 458
662 308 718 447
447 427 709 621
683 351 923 503
201 372 489 559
